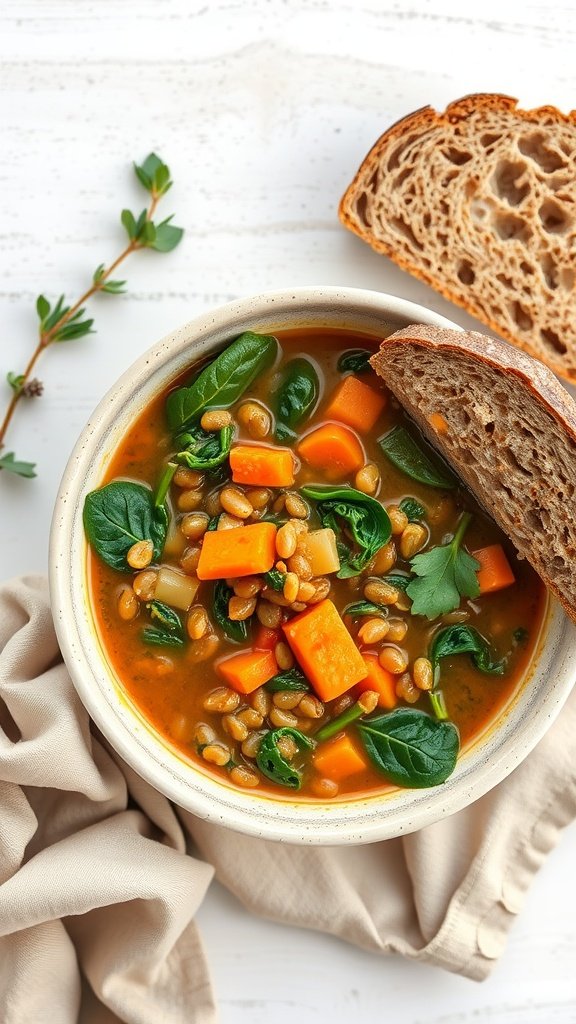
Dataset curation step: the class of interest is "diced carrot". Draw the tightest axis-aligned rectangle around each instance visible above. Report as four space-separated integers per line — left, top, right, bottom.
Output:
356 654 397 709
325 376 387 432
472 544 516 595
197 522 277 580
428 411 449 434
313 733 369 781
217 649 278 694
253 624 282 651
229 444 295 487
282 599 368 702
297 423 365 480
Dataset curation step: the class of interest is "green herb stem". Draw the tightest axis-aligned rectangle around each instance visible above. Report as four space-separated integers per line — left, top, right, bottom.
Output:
429 690 449 720
155 461 178 507
453 511 472 548
315 696 371 743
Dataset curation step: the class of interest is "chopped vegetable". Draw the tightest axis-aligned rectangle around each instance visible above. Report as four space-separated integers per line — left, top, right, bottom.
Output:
430 625 505 675
217 648 278 694
274 357 320 441
399 497 426 522
407 512 480 619
345 600 389 619
337 349 372 374
229 444 295 487
141 600 185 648
357 654 397 709
83 480 168 572
379 426 456 489
302 485 391 578
176 424 234 471
265 667 310 693
472 544 516 594
197 522 277 580
428 412 449 434
155 566 200 610
313 733 369 781
356 708 460 787
213 580 250 643
297 423 365 479
324 375 386 432
304 528 341 576
282 599 368 702
253 624 282 651
263 568 286 591
256 728 313 789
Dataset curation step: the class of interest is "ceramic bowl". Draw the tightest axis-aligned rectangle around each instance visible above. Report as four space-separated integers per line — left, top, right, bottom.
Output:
49 287 576 844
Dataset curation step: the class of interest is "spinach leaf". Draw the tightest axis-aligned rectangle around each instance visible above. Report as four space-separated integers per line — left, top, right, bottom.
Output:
399 497 426 521
177 425 233 471
430 625 505 675
379 426 456 489
357 708 459 788
407 513 480 619
141 627 185 649
345 600 389 619
166 331 278 432
212 580 249 643
83 480 168 572
207 514 220 531
263 568 286 592
265 668 310 693
384 573 412 592
302 485 391 579
256 728 313 789
337 349 372 374
141 600 185 648
274 357 320 441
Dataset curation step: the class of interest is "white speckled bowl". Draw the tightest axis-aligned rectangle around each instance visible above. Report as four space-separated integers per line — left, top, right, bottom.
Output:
49 287 576 844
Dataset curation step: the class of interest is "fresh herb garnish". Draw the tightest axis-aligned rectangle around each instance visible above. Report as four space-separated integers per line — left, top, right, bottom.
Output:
337 349 372 374
256 728 313 789
430 624 505 675
274 357 320 442
166 332 278 433
0 153 183 479
315 692 375 743
263 569 286 592
141 600 185 648
83 481 168 571
212 580 250 643
141 627 185 648
379 426 456 490
399 497 426 521
265 668 310 693
357 708 459 788
302 485 391 578
406 512 480 619
148 600 182 632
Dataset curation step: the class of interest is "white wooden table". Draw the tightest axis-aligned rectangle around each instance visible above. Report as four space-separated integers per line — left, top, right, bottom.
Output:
2 2 575 1020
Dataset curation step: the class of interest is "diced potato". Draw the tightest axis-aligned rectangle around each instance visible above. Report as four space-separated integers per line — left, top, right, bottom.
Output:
305 528 340 576
162 517 187 559
155 566 200 611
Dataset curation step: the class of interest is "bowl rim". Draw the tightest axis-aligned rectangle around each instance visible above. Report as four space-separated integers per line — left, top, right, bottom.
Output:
49 285 576 844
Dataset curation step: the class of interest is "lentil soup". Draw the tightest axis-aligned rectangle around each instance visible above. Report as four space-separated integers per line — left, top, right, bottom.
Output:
86 328 547 799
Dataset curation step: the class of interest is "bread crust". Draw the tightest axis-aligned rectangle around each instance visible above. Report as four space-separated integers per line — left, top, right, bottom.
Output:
370 325 576 622
340 94 576 381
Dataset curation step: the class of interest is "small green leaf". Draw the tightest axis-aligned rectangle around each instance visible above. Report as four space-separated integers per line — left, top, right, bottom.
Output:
101 278 127 294
142 220 157 245
263 569 285 592
148 600 183 634
399 497 426 522
141 626 184 649
380 426 456 490
383 573 412 592
36 294 51 323
256 728 313 789
93 264 106 284
430 625 505 675
345 600 389 619
134 165 152 191
177 424 233 471
149 216 184 253
7 371 25 394
357 709 459 788
43 295 67 332
121 208 137 240
153 163 171 195
53 318 95 342
212 580 250 643
265 668 310 693
302 485 391 579
337 349 372 374
406 512 480 619
134 153 173 196
0 452 37 478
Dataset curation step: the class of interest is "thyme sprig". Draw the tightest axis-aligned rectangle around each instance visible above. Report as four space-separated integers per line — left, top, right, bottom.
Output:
0 153 184 479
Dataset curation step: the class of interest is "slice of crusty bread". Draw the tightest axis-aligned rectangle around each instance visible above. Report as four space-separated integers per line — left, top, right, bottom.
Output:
340 94 576 382
370 324 576 623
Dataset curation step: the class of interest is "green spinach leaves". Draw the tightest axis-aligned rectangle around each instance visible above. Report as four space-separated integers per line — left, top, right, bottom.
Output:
302 485 391 578
256 728 313 789
337 349 372 374
177 425 233 471
212 580 250 643
380 426 455 489
166 331 277 433
274 357 319 441
265 668 310 693
83 480 168 571
430 624 505 675
357 708 459 788
142 600 185 648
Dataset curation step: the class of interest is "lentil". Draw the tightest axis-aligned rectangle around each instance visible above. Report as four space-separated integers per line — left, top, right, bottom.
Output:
355 462 380 495
378 646 409 674
181 512 210 541
132 570 157 601
187 606 209 640
127 539 154 570
363 579 399 605
400 523 428 559
117 587 139 621
203 687 240 714
358 617 390 644
202 743 231 766
200 409 232 431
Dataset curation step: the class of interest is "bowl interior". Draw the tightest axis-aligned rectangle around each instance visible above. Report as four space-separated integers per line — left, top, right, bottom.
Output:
49 287 576 844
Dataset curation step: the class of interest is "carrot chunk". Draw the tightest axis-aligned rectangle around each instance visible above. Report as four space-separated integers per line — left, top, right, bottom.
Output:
325 376 387 432
282 599 368 702
217 649 278 694
313 733 369 781
297 423 365 480
473 544 516 595
253 624 282 651
356 654 397 709
230 444 295 487
197 522 277 580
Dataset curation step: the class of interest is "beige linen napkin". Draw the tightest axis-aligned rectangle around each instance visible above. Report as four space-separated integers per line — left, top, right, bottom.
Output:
1 576 576 1023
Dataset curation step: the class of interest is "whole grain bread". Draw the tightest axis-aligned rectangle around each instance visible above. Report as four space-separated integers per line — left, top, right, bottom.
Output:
370 324 576 623
340 94 576 382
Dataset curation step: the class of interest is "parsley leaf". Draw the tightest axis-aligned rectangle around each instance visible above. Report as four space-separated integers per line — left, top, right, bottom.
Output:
406 512 480 619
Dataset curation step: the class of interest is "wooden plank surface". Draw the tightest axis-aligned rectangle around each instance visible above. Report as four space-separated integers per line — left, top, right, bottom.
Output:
1 1 575 1020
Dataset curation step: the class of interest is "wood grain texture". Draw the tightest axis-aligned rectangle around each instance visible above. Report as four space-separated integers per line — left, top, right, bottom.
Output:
1 1 575 1020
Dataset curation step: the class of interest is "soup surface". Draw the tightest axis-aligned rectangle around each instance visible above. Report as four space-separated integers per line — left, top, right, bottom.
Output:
86 327 547 800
